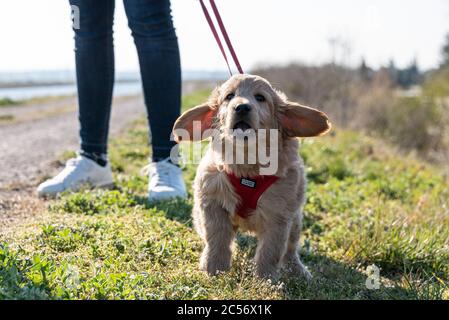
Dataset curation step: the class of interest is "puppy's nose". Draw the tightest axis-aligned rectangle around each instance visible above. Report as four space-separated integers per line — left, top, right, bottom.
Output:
235 104 251 115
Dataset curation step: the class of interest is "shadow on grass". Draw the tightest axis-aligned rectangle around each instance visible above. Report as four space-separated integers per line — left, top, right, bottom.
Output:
131 195 194 227
295 252 449 300
234 234 429 300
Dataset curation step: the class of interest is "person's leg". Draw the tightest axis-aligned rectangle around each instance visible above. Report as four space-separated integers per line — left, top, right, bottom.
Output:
124 0 181 161
124 0 185 201
37 1 116 197
70 0 116 157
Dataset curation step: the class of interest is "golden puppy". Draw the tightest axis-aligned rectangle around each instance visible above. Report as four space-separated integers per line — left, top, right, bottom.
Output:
173 74 331 280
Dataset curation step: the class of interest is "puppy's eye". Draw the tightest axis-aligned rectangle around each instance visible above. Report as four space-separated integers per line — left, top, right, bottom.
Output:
225 93 235 101
255 94 266 102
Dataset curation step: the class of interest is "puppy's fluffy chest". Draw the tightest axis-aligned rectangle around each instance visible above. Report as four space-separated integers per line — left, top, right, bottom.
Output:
193 147 305 232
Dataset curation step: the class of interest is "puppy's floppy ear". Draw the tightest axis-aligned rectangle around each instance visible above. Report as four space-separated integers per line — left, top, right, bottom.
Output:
172 103 217 143
278 101 331 138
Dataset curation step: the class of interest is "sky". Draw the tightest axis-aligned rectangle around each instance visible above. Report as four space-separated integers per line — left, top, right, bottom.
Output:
0 0 448 73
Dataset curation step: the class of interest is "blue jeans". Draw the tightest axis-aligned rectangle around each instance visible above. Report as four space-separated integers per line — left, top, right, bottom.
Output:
69 0 181 160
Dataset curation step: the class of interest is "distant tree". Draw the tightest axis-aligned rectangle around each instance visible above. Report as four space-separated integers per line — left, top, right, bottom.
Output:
408 58 420 84
387 59 399 85
358 58 372 82
397 58 421 88
442 33 449 66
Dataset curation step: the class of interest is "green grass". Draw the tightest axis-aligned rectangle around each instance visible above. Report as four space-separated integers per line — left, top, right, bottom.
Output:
1 91 448 300
0 114 14 122
0 97 21 107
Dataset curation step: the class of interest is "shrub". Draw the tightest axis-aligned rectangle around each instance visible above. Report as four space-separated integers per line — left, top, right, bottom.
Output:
254 64 449 165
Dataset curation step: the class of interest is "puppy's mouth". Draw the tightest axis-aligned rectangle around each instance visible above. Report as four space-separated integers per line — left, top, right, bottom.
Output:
232 121 252 132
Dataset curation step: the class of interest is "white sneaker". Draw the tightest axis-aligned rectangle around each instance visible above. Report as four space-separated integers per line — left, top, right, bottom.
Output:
145 158 187 202
37 154 114 198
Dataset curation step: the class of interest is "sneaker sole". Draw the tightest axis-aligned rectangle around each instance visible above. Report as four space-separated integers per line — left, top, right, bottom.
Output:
97 182 115 190
37 181 115 199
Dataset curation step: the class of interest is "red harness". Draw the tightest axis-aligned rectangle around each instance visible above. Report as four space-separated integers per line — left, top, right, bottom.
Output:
227 173 279 219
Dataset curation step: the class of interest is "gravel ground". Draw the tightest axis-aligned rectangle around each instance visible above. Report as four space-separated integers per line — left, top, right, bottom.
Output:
0 95 146 189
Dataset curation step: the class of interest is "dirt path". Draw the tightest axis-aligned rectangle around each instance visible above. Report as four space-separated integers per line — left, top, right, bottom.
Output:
0 95 148 233
0 95 146 189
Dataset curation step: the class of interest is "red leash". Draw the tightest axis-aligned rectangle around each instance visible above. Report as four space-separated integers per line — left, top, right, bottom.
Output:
199 0 244 75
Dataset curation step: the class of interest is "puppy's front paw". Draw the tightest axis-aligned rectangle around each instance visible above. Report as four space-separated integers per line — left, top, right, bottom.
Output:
200 260 231 275
255 265 280 281
299 266 312 282
284 258 312 282
200 250 231 275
